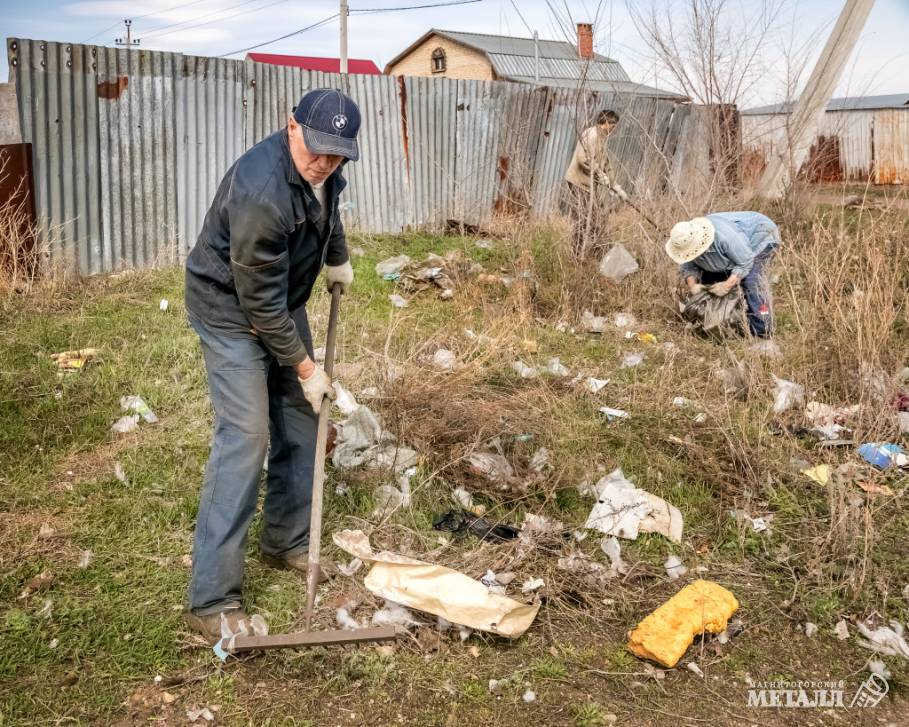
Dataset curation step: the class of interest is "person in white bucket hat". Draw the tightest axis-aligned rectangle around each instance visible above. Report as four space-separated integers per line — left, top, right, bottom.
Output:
665 211 781 337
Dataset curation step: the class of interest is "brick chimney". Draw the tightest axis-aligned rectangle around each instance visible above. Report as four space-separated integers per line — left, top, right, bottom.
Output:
577 23 593 60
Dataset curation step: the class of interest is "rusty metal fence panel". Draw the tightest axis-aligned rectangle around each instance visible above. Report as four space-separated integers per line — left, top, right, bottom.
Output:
871 109 909 184
9 37 709 274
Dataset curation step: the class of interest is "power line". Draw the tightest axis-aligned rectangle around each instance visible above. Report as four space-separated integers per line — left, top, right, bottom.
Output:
219 13 339 56
142 0 272 39
507 0 533 35
82 0 217 42
351 0 483 13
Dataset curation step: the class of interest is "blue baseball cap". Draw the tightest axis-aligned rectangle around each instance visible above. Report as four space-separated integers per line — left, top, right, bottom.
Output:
293 88 361 162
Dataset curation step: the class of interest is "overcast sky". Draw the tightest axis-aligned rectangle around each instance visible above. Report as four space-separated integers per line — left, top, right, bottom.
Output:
2 0 907 106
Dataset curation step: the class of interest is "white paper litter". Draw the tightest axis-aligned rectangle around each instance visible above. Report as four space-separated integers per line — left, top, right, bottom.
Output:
612 312 637 329
834 619 850 640
481 570 507 595
512 360 538 379
468 452 515 484
868 658 891 680
77 549 93 568
587 377 609 393
432 349 457 371
598 244 639 282
120 395 158 424
672 396 693 408
804 622 818 638
686 662 704 678
111 415 140 434
332 400 418 474
521 578 545 594
372 484 405 517
463 328 491 345
856 620 909 659
389 294 409 308
545 357 570 377
621 353 644 368
338 558 363 577
159 299 169 311
529 448 550 473
581 310 608 333
522 689 537 703
772 376 804 414
186 707 215 723
113 462 127 483
375 254 411 276
600 536 628 574
599 406 630 421
451 486 473 509
664 555 688 580
332 382 360 416
336 607 362 630
371 600 420 628
584 469 683 542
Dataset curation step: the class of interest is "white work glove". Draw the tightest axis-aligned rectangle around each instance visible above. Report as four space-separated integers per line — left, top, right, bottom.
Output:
325 260 354 294
688 282 705 295
708 280 736 297
611 183 629 202
298 364 336 412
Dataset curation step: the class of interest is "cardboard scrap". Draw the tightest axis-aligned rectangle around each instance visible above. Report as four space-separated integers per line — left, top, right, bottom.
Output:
333 529 539 638
50 348 99 371
627 580 739 668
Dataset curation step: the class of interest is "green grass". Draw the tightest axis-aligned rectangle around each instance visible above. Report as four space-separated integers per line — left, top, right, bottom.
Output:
0 228 907 725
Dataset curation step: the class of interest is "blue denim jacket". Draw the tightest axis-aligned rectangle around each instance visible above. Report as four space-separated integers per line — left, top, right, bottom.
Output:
680 211 780 279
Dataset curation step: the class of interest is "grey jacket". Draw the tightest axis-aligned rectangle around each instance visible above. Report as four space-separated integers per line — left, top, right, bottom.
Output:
185 129 349 366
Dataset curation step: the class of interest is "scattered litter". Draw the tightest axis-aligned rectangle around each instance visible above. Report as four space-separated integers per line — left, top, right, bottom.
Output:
813 423 851 442
186 707 215 723
749 516 768 533
332 382 359 416
600 537 628 575
715 358 749 398
586 377 609 393
372 484 405 517
432 349 457 371
332 398 418 474
858 481 894 496
804 622 818 638
333 530 540 637
598 243 639 282
467 452 516 485
111 415 140 434
440 289 454 300
120 395 158 424
621 353 644 368
475 238 494 249
522 689 537 703
599 406 630 422
682 291 745 337
664 555 688 581
856 620 909 659
481 570 507 595
512 360 538 379
77 550 93 568
375 254 411 276
627 580 739 668
529 448 550 473
686 662 705 678
581 310 607 333
898 412 909 434
772 376 804 414
433 510 520 543
672 397 693 408
557 553 616 585
519 514 565 544
338 558 363 577
521 578 545 594
38 523 56 539
37 599 53 619
159 299 169 311
612 312 637 329
113 462 127 484
463 329 491 345
868 658 891 680
834 619 850 640
545 357 570 377
50 348 99 371
389 294 409 308
805 401 860 427
521 339 538 354
488 679 502 695
801 464 831 486
49 638 59 649
584 469 683 543
336 607 361 631
372 600 419 628
397 466 417 507
636 332 657 344
451 487 473 510
858 442 907 469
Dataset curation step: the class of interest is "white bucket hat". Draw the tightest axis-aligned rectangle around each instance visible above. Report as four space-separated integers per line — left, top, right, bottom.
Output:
664 217 715 263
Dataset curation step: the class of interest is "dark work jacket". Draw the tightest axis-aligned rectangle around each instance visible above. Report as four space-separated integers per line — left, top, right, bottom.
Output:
184 129 349 366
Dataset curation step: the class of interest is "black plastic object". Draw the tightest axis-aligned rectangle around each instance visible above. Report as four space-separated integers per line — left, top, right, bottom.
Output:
433 509 520 543
681 290 745 338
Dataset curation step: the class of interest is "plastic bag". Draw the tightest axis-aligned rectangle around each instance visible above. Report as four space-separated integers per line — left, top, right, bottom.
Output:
681 291 745 338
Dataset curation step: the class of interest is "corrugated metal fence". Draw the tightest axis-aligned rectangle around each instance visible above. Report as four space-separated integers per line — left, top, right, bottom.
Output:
8 37 713 275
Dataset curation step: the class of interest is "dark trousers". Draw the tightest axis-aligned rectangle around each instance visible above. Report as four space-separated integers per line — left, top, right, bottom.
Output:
698 245 776 337
187 314 318 615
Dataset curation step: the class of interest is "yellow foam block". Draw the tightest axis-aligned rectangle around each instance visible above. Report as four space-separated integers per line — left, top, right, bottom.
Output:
627 580 739 668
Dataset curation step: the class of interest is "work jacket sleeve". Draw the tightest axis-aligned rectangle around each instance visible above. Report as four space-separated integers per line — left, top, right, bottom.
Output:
227 195 308 367
718 228 756 279
679 261 700 278
325 209 349 267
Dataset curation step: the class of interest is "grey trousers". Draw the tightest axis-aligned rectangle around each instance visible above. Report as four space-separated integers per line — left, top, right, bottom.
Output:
187 313 318 615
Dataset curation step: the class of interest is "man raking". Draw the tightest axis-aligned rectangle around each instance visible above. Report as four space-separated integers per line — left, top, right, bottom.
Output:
183 89 359 643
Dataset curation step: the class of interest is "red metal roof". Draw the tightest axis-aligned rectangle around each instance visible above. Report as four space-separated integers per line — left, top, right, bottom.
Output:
246 53 381 75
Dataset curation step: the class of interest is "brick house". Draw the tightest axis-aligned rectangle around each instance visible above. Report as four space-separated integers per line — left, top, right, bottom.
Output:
384 25 684 100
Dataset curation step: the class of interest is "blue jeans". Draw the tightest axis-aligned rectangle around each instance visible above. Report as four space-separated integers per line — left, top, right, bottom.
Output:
698 245 776 337
188 313 318 615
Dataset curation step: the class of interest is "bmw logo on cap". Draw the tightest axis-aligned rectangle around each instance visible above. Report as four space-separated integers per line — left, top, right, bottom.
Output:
332 114 348 131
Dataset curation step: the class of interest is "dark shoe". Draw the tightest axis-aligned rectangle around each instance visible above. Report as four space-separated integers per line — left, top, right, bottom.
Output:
184 607 249 645
260 551 336 582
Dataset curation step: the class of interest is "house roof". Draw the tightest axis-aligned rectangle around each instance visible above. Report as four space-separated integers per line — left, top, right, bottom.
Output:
506 75 688 101
385 28 627 79
246 53 381 75
742 93 909 115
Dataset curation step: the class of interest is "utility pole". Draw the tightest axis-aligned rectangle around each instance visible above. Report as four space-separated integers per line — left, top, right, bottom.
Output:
339 0 349 74
115 19 141 48
533 30 540 82
756 0 875 198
